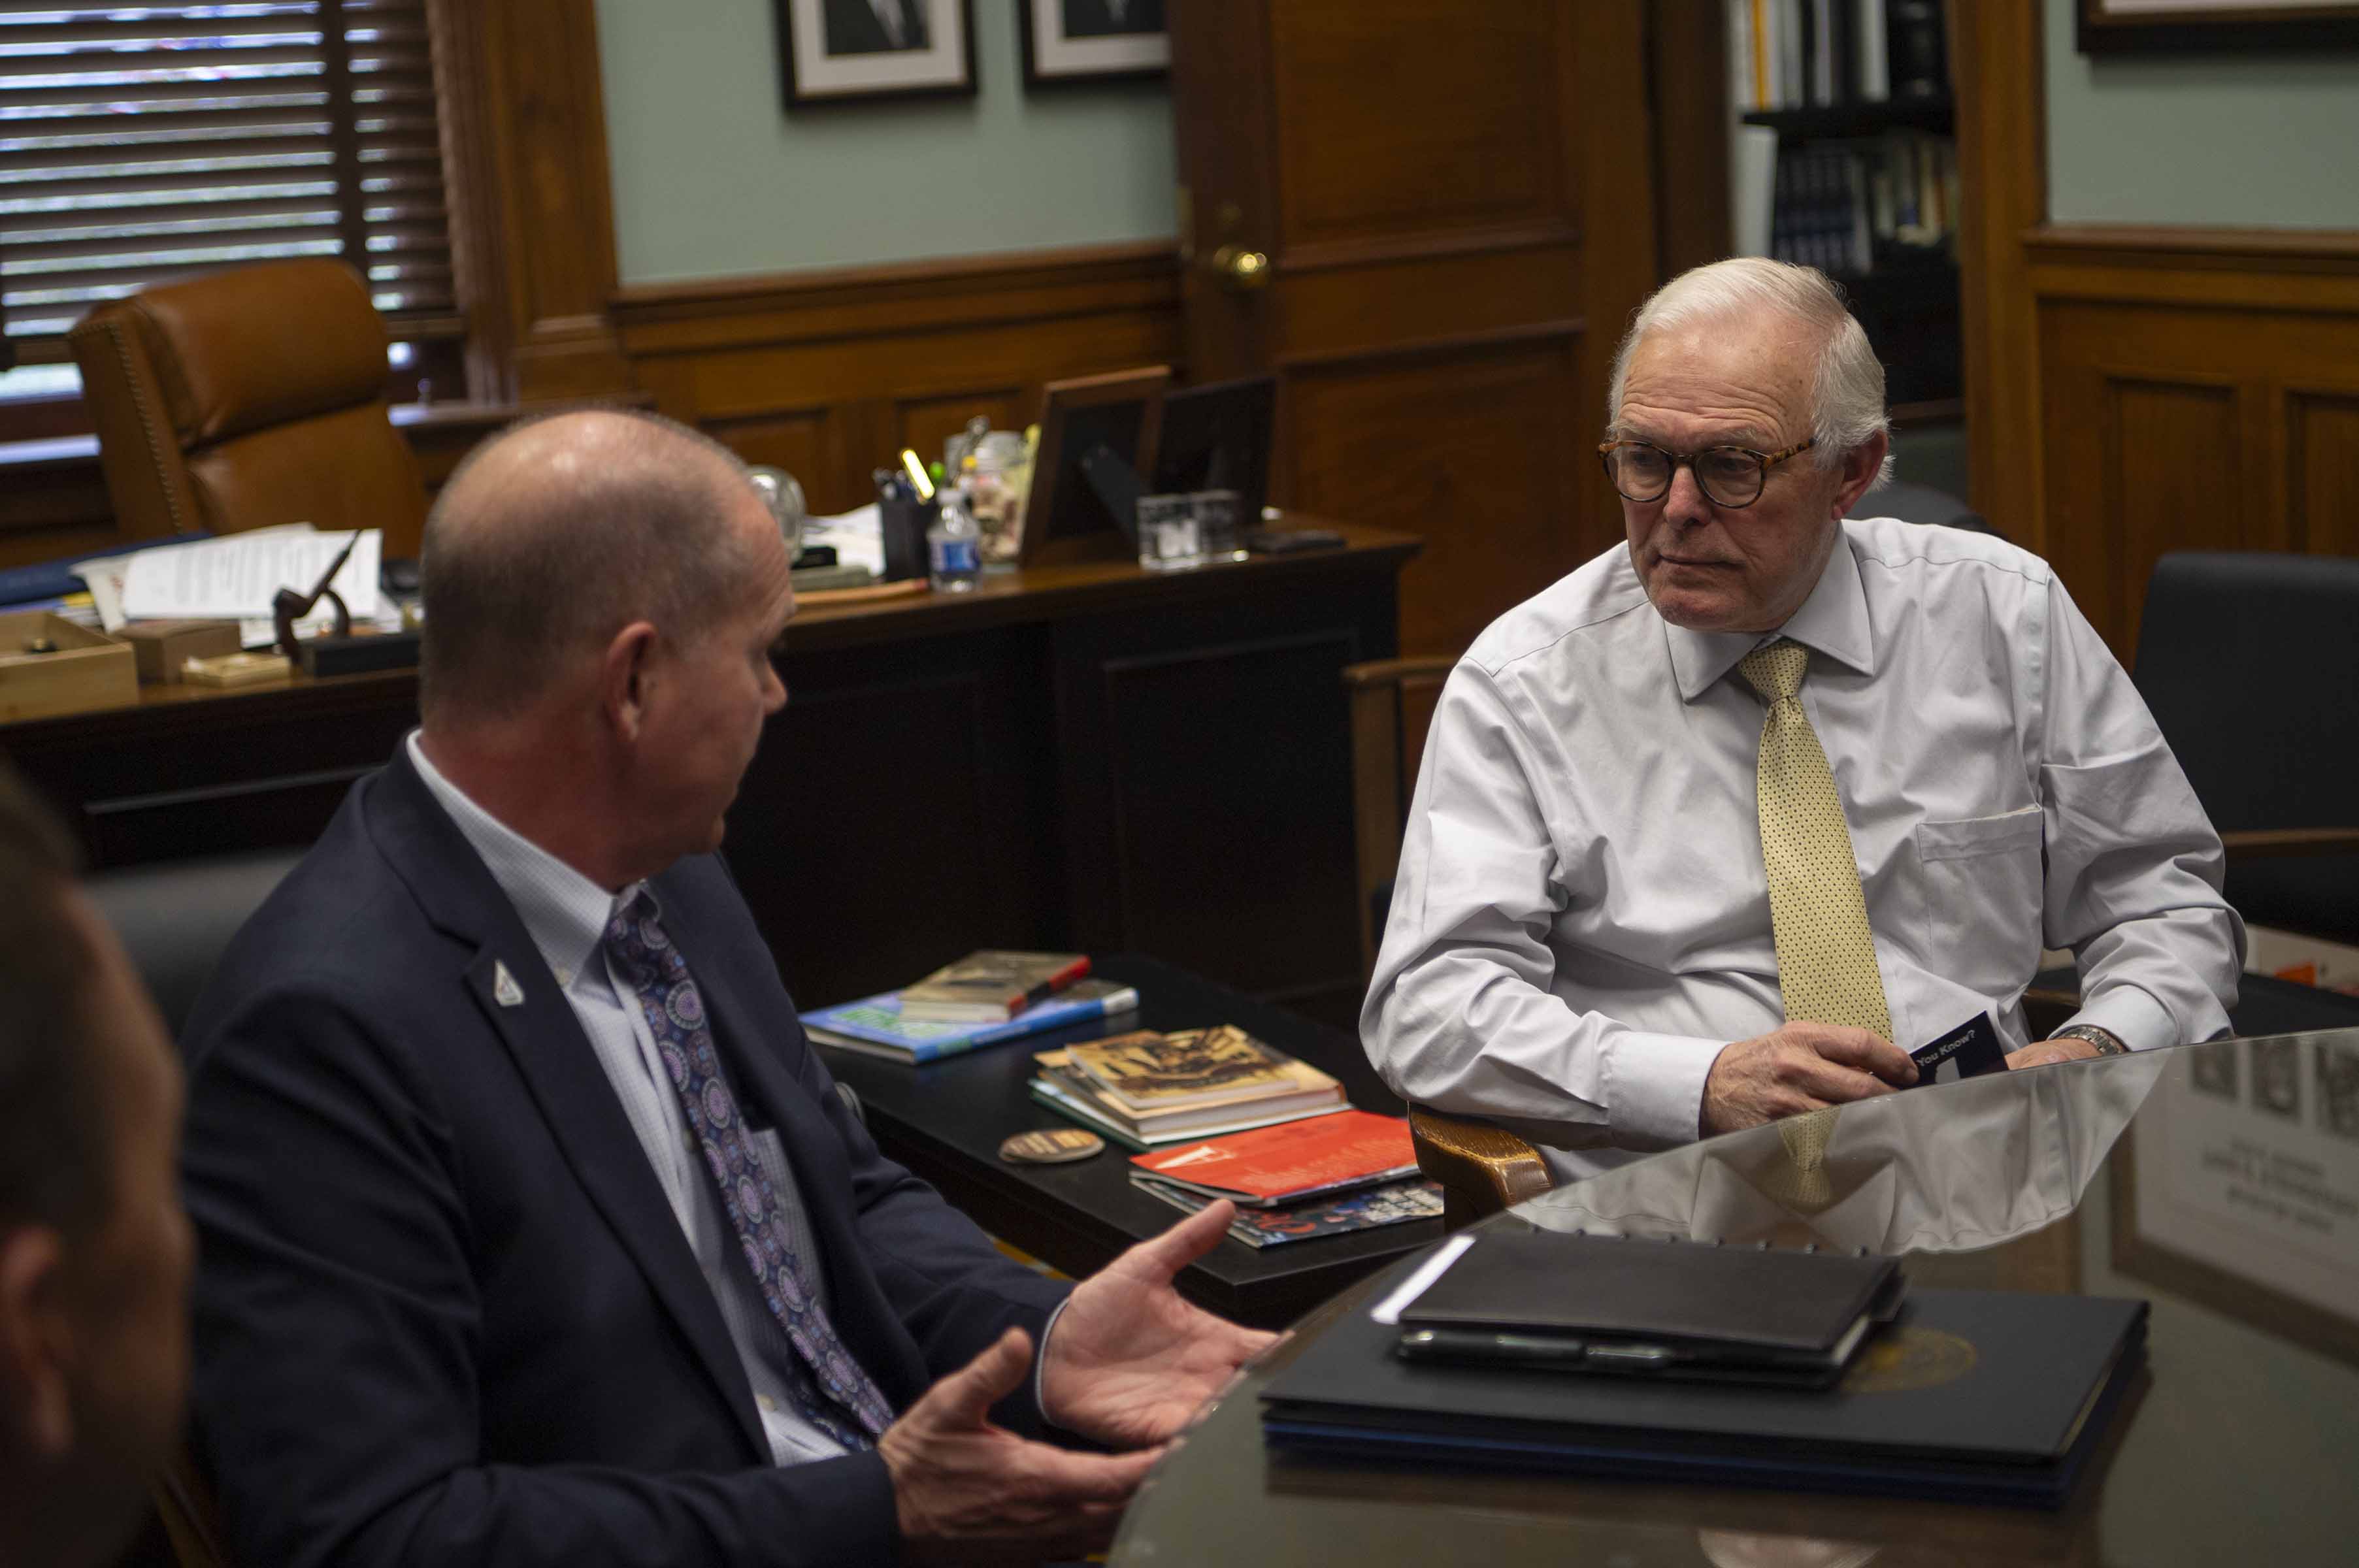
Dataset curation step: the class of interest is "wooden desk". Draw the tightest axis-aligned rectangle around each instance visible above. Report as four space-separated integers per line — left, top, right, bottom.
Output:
0 526 1417 1023
817 953 1445 1332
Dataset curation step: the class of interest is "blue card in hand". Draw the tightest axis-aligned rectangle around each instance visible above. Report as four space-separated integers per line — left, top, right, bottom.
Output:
1911 1012 2007 1086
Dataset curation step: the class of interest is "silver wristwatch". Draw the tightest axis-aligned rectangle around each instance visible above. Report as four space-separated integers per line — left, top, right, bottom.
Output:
2050 1024 2130 1057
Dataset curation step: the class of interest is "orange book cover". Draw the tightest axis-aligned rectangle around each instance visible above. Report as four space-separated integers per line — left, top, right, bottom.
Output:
1127 1109 1417 1205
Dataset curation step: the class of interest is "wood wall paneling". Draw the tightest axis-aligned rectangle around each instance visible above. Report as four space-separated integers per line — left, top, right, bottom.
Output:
2290 391 2359 556
430 0 632 404
1287 331 1589 657
1267 0 1572 257
612 243 1185 517
1957 13 2359 661
1951 0 2050 547
1168 1 1657 661
2035 284 2359 655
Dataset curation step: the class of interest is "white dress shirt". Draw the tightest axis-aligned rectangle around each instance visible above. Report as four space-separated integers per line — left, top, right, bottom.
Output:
1362 515 2243 1184
408 733 853 1466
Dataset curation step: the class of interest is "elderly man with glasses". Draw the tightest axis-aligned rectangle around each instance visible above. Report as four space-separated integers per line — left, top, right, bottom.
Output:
1362 257 2241 1184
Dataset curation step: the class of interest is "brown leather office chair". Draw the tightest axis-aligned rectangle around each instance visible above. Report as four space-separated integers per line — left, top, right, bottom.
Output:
68 259 429 559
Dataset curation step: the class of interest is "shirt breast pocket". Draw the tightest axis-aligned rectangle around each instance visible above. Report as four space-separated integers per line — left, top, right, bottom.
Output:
1911 806 2045 999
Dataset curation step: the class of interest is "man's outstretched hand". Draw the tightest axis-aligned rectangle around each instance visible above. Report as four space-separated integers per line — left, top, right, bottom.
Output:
881 1327 1159 1566
1040 1198 1279 1449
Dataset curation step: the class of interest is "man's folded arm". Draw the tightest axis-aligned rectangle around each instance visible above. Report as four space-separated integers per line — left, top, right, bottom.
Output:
1361 665 1725 1148
2035 576 2244 1049
184 988 900 1568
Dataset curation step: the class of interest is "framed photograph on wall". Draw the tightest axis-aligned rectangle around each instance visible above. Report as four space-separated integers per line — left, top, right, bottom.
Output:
776 0 977 106
1019 0 1168 87
2079 0 2359 54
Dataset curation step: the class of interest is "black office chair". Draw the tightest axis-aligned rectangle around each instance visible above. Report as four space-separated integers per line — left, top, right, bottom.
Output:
1866 478 1994 536
86 847 305 1037
2134 551 2359 949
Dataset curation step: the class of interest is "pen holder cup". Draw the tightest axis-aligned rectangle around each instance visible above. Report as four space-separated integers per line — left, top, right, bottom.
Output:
880 495 937 582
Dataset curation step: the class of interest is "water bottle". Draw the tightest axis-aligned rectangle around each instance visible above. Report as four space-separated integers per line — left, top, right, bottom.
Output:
927 490 982 593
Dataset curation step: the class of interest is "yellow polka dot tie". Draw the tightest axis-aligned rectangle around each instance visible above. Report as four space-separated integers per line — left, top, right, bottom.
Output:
1740 640 1892 1204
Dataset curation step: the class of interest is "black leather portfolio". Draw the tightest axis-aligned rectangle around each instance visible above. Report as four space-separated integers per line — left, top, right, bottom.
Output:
1398 1232 1902 1380
1264 1283 2148 1507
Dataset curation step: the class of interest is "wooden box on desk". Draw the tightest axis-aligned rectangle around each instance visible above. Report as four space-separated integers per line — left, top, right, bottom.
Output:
120 619 244 684
0 612 136 722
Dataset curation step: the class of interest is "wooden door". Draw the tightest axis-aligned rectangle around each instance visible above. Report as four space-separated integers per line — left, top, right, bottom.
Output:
1168 0 1665 659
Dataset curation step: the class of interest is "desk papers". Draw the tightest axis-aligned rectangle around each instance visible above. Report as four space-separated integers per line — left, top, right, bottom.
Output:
76 527 382 644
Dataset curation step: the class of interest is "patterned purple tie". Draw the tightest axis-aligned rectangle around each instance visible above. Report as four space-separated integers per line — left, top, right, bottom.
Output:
602 893 893 1447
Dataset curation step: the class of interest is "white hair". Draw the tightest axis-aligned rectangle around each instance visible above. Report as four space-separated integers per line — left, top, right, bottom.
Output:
1606 257 1892 490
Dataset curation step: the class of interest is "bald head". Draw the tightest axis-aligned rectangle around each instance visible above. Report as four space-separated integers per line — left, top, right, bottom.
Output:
419 410 769 723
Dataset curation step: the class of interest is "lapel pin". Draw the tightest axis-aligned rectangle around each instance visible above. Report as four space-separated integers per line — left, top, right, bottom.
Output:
493 961 526 1008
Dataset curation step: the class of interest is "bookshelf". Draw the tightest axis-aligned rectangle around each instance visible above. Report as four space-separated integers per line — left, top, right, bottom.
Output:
1726 0 1964 449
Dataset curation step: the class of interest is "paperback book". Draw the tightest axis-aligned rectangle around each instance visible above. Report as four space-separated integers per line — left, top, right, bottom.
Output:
801 978 1138 1064
1029 1053 1346 1151
1136 1176 1445 1249
1126 1109 1420 1206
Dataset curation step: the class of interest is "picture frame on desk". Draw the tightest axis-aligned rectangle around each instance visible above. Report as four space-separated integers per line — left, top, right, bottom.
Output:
2078 0 2359 54
2112 1036 2359 1370
1019 365 1167 566
1019 0 1168 87
775 0 977 107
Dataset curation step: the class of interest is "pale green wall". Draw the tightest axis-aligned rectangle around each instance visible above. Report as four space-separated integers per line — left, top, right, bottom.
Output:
595 1 1178 285
2045 0 2359 229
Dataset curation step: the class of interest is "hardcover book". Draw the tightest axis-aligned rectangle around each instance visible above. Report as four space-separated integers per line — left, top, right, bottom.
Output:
1065 1024 1294 1110
1027 1069 1347 1151
899 950 1091 1022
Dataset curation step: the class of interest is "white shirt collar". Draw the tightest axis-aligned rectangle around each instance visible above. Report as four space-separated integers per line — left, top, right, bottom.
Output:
404 730 653 988
1659 524 1875 702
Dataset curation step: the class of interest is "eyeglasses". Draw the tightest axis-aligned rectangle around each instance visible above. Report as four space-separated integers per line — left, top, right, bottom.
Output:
1596 437 1817 509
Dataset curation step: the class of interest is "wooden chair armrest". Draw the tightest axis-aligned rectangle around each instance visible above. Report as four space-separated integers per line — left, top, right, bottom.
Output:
2220 827 2359 860
1409 1104 1554 1228
1342 655 1458 689
2022 985 2083 1041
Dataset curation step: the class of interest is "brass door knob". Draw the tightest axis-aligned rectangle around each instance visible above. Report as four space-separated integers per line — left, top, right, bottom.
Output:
1208 243 1272 291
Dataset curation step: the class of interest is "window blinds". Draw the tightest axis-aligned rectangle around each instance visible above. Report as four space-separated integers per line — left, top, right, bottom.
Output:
0 0 459 370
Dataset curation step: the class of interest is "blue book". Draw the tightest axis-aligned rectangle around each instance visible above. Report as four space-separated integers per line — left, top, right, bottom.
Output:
801 977 1140 1063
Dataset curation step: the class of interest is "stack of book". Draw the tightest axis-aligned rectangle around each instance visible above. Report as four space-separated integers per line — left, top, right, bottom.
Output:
1028 1024 1347 1151
1128 1109 1443 1248
800 950 1138 1063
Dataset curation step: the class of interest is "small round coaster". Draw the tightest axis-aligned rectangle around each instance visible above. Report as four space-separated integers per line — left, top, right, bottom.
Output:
999 1128 1105 1165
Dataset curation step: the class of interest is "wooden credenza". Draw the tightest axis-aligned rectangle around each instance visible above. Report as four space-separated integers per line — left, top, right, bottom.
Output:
0 525 1417 1028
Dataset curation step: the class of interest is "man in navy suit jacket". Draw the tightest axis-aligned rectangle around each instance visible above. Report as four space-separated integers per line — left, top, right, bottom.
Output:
180 410 1271 1567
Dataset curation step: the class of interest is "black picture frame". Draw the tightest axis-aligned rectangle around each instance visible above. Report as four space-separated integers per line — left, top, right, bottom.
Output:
776 0 978 108
1018 0 1168 88
2078 0 2359 54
